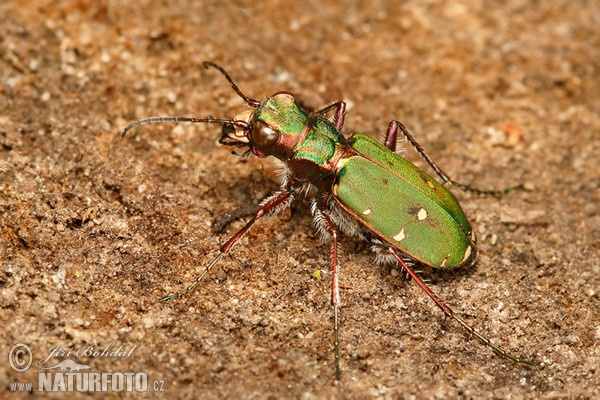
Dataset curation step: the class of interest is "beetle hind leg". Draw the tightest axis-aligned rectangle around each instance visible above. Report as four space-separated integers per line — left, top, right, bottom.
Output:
387 247 537 366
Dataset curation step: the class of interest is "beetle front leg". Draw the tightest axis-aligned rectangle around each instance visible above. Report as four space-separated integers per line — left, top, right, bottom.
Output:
385 120 522 195
316 101 346 132
163 190 294 301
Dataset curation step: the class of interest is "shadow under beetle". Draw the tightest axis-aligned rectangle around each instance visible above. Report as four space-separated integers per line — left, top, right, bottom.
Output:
123 61 537 378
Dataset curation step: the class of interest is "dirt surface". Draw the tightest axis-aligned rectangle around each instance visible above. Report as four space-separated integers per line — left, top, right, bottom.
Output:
1 1 598 399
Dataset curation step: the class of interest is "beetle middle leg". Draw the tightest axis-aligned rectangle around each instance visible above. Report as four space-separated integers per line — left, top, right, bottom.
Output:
384 120 522 195
317 211 342 380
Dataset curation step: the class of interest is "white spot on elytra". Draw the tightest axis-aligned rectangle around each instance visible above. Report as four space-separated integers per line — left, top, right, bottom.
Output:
417 208 428 221
462 246 473 263
393 228 406 242
426 180 435 189
362 208 372 216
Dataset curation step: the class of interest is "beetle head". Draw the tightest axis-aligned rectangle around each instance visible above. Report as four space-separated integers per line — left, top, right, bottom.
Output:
220 92 308 159
122 62 308 161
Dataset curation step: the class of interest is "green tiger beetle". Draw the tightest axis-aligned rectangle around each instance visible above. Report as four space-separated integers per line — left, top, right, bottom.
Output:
123 61 537 378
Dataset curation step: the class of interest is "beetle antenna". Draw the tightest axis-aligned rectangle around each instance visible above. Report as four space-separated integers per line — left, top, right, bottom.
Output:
203 61 261 108
121 116 248 138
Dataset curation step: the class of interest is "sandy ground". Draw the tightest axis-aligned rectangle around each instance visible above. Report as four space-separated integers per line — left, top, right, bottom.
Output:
1 1 598 398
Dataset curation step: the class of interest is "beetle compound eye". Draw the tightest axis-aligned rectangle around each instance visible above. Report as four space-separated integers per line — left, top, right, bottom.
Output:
124 63 536 377
250 120 280 147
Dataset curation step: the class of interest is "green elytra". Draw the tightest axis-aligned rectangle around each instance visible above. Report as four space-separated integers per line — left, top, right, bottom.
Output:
122 62 536 378
250 93 476 268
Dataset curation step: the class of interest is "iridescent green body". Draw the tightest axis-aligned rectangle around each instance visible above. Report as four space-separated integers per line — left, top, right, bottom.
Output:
248 94 476 269
122 62 535 378
335 134 476 268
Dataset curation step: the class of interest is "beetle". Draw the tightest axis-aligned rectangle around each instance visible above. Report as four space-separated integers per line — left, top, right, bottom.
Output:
123 61 536 378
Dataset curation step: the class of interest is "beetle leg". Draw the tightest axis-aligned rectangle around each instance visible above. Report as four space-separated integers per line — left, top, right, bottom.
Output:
211 204 262 234
384 120 398 152
386 120 522 195
319 211 342 379
315 101 347 132
162 190 294 301
387 247 537 366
